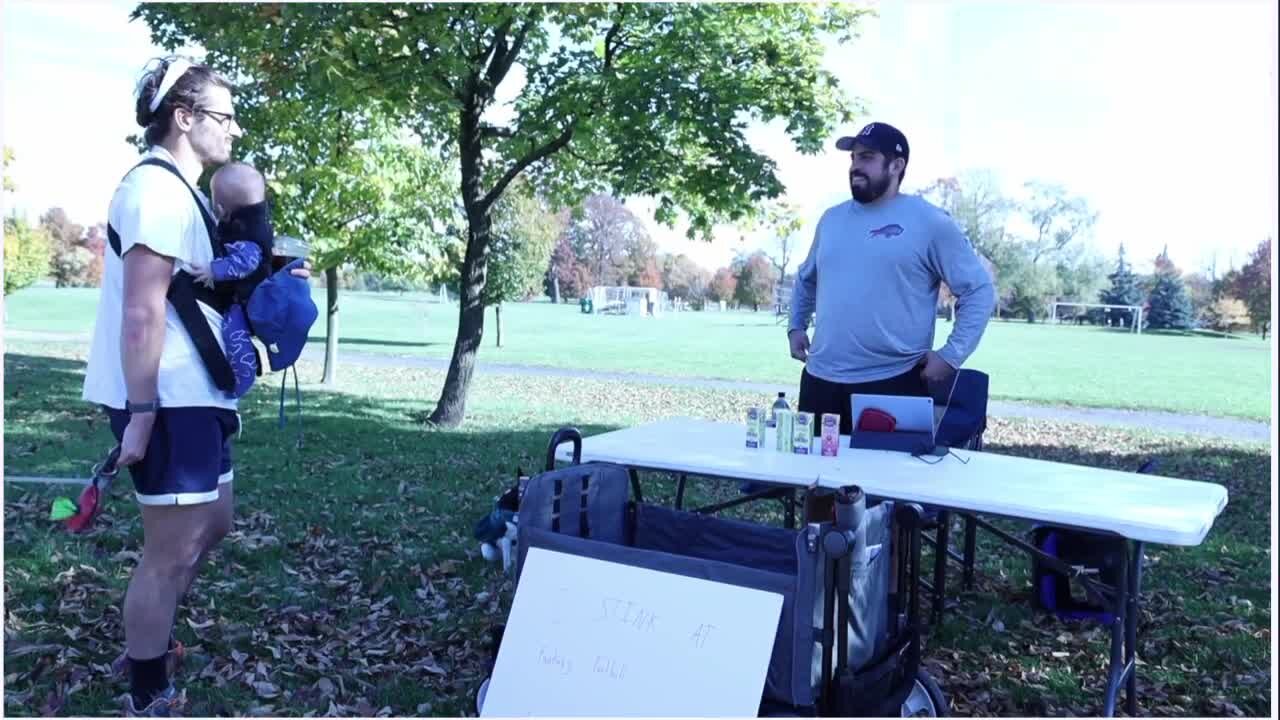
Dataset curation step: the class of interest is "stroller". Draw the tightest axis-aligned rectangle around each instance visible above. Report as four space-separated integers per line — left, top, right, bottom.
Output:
474 428 948 717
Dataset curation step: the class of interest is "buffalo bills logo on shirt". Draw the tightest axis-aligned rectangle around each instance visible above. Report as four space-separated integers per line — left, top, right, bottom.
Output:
869 224 904 238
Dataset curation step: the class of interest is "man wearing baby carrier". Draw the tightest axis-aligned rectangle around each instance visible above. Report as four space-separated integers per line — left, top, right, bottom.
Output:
80 56 311 716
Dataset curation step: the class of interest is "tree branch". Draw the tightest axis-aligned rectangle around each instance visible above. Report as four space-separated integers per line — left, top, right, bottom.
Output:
335 209 374 231
603 7 628 70
565 145 613 171
472 12 508 64
481 124 515 139
480 123 576 212
482 14 533 98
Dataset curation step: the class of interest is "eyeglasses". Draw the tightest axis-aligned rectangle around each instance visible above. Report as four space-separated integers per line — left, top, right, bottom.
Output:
196 108 238 131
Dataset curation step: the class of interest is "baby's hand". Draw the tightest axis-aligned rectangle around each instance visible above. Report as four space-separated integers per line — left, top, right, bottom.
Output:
190 263 213 288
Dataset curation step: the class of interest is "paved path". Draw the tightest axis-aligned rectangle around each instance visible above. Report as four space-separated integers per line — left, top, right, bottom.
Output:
5 329 1271 442
4 476 88 486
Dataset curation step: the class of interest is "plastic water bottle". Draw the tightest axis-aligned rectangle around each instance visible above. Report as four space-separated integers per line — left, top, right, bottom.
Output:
767 392 789 428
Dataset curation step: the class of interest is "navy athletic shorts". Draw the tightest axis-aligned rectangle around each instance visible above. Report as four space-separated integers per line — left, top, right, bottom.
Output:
105 406 240 505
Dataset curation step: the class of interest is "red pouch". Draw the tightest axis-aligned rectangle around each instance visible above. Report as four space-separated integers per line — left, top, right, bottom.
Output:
856 408 897 433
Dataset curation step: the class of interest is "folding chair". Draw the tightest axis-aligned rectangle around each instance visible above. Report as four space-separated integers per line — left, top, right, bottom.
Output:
920 368 988 624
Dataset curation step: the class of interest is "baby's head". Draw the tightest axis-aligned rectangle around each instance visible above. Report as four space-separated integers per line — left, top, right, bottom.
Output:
210 162 265 219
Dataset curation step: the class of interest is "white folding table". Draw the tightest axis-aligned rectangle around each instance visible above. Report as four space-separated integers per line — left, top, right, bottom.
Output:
554 417 1230 716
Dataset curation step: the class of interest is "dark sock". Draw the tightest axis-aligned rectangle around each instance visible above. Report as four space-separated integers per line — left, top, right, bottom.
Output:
129 654 168 708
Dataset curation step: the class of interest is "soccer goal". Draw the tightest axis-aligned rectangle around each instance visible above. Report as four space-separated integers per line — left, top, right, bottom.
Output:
588 286 666 316
1050 302 1144 334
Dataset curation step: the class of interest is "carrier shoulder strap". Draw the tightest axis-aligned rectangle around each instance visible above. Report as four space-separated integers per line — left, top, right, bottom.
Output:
107 158 219 258
106 157 236 393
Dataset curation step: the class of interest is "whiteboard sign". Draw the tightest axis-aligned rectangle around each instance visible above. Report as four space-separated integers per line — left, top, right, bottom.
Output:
481 547 784 717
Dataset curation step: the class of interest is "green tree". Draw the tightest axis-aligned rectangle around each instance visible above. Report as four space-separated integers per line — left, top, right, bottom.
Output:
4 216 52 296
74 224 108 288
1020 182 1097 263
1221 238 1271 338
1182 271 1215 329
230 54 463 383
1146 248 1194 330
707 267 737 305
1099 244 1143 328
544 235 592 302
136 2 865 427
1004 182 1096 322
40 208 91 288
268 122 461 385
920 172 1009 319
619 234 662 288
2 146 16 193
1053 252 1108 318
3 149 52 296
733 251 776 312
564 194 651 287
991 243 1061 322
484 180 562 347
920 170 1013 259
1203 295 1250 333
661 253 711 306
748 199 804 284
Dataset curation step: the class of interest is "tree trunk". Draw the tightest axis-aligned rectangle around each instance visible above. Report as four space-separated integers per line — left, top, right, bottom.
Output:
428 88 495 428
429 221 489 427
552 275 561 304
321 267 339 385
495 303 503 348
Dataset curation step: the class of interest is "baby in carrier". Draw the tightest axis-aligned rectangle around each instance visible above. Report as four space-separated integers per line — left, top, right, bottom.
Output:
191 162 284 398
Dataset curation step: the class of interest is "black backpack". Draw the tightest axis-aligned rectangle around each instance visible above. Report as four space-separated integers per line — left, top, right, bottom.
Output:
1028 459 1156 623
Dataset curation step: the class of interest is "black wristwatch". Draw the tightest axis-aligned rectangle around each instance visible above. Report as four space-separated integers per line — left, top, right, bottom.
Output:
126 399 161 414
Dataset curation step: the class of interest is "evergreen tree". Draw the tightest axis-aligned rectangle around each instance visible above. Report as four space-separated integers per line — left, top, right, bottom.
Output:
1146 246 1195 330
1099 243 1142 327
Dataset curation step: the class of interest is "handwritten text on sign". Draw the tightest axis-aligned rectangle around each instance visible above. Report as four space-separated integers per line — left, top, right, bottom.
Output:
480 547 783 717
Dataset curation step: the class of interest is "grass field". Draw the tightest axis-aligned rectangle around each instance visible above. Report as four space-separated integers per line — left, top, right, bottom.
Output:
3 287 1273 420
2 340 1271 717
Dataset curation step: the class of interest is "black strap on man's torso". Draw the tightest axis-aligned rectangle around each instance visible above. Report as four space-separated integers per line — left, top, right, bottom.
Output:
106 157 236 393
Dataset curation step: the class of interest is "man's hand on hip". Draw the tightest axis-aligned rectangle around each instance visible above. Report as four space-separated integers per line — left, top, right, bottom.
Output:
788 329 810 362
917 350 954 383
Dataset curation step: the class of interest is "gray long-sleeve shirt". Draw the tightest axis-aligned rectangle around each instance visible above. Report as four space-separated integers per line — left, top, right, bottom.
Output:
789 194 996 384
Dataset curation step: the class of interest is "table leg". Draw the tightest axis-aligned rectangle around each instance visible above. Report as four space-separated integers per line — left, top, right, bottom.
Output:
628 468 644 503
1102 539 1132 717
931 511 951 624
962 516 977 589
1125 541 1144 715
674 473 687 509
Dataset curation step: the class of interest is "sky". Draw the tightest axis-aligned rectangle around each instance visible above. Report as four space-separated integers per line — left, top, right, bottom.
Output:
3 0 1276 277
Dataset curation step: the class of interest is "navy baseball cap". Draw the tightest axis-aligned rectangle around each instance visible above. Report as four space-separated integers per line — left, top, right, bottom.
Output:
836 122 910 164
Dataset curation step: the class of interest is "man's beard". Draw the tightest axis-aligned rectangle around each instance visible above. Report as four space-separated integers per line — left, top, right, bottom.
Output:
849 172 891 203
192 131 232 166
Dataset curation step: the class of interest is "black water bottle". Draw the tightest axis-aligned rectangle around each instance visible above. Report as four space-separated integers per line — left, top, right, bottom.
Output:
767 391 789 428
